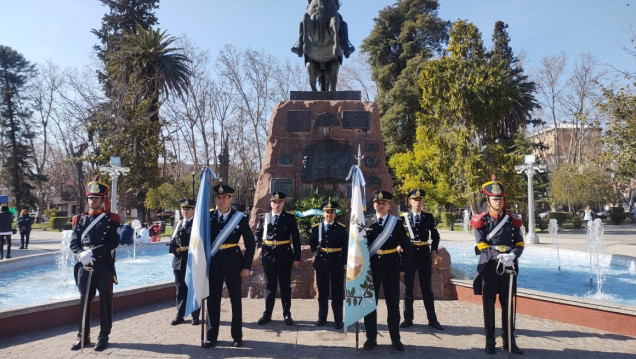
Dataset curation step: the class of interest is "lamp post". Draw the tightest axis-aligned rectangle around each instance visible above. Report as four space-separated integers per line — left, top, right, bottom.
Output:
191 171 196 199
515 154 546 244
98 156 130 215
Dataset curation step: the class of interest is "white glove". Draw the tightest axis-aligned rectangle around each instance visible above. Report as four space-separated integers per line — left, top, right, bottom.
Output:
497 253 515 267
78 250 94 266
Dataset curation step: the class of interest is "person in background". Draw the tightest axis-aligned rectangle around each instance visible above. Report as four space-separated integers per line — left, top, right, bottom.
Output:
136 223 150 244
17 209 33 249
0 205 14 259
119 221 134 245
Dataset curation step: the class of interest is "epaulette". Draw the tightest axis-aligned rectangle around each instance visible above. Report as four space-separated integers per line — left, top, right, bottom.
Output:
507 211 523 228
71 214 81 227
108 212 122 223
470 212 488 229
337 222 346 227
312 222 320 227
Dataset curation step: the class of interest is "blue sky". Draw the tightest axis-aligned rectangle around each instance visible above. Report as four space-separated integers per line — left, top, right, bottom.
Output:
0 0 634 76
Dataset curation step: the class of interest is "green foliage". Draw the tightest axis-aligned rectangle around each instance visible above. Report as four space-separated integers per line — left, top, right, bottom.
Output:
44 208 56 219
389 20 536 214
56 211 69 217
549 164 614 212
145 179 194 211
291 188 348 242
0 45 38 209
547 212 572 226
438 212 451 229
50 217 70 231
609 207 625 225
536 218 549 232
572 216 582 229
361 0 449 154
600 85 636 181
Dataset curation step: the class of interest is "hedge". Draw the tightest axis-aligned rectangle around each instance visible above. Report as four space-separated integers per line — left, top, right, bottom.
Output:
50 217 71 231
547 212 572 226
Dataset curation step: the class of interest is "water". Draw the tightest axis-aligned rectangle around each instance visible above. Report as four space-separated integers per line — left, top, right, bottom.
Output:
548 218 560 271
446 241 636 307
0 243 173 311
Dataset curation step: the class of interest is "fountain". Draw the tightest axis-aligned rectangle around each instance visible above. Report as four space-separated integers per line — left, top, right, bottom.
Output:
131 219 142 259
463 209 470 232
548 218 560 271
587 218 606 294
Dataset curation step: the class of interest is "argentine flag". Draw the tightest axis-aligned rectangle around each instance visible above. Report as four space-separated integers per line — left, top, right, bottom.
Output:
184 167 216 316
344 165 376 328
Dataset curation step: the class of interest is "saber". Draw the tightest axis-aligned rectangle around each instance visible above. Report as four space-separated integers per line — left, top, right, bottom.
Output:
200 297 206 347
505 265 516 355
80 265 94 353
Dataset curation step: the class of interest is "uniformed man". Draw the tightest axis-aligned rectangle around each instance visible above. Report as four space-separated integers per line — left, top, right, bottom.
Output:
202 184 256 348
471 176 524 355
254 192 301 326
309 200 348 329
400 189 444 330
363 190 412 352
69 176 120 352
168 198 200 326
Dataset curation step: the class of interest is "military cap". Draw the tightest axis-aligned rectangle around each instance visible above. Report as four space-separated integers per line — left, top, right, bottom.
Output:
213 184 234 195
408 189 425 199
482 175 505 198
179 198 196 208
372 190 393 202
321 200 338 211
269 191 287 201
86 175 109 197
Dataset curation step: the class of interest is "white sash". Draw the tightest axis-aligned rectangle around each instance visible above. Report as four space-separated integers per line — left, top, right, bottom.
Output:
486 214 509 240
369 215 397 256
210 211 245 257
262 213 271 242
80 212 107 242
402 212 415 240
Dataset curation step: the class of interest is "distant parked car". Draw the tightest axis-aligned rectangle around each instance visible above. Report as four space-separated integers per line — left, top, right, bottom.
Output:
595 211 609 219
538 210 552 219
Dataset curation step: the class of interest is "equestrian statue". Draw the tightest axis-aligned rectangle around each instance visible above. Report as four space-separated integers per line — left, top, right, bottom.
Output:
291 0 355 91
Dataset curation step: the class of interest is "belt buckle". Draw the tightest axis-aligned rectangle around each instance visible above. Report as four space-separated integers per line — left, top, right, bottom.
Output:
497 245 507 252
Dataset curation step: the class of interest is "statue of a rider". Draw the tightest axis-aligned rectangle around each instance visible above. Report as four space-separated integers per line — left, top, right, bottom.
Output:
291 0 355 58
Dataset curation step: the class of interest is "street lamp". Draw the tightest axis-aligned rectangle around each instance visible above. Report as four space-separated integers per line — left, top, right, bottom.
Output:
515 154 547 244
98 156 130 215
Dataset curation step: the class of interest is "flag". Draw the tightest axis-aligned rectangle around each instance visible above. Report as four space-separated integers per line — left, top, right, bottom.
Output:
295 208 342 218
344 165 375 328
184 167 216 316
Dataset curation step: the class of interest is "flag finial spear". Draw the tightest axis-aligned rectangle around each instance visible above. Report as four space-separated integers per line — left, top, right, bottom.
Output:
355 144 364 167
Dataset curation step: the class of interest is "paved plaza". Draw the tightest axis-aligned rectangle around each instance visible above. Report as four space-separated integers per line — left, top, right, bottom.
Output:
1 224 635 358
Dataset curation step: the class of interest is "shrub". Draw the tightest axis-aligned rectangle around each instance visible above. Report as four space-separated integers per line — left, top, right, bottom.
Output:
439 212 453 229
547 212 572 226
50 217 70 231
572 216 582 229
536 218 549 232
56 211 68 217
433 212 442 226
609 207 625 225
291 189 348 243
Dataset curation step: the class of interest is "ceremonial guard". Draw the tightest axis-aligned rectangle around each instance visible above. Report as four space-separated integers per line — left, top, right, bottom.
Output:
363 190 412 351
471 176 524 355
69 176 120 351
203 184 256 348
400 189 444 330
309 200 348 329
168 198 200 325
254 192 301 326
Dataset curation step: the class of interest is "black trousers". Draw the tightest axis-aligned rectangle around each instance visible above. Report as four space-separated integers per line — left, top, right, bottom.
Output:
481 260 518 337
364 262 401 343
206 249 244 341
262 254 293 317
173 267 200 320
1 234 11 258
20 231 30 248
76 261 113 340
403 250 438 323
315 270 344 322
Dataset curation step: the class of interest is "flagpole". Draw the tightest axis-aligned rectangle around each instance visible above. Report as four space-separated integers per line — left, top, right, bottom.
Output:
354 145 364 350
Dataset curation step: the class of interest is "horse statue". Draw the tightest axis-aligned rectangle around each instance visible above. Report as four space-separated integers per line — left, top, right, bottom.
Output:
292 0 354 91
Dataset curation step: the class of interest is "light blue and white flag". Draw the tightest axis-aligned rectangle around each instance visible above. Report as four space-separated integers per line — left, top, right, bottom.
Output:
344 165 376 329
184 167 216 316
295 208 342 218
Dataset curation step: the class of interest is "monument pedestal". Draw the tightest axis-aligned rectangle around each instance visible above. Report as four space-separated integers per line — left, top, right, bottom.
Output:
249 93 393 228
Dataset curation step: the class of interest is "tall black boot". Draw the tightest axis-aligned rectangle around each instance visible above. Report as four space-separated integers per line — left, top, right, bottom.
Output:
483 296 496 354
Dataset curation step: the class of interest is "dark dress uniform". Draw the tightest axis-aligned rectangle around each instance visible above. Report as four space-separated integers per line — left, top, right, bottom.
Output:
204 206 256 346
401 210 442 327
309 220 348 327
168 204 200 324
471 176 524 355
70 207 120 350
254 210 301 322
363 213 412 348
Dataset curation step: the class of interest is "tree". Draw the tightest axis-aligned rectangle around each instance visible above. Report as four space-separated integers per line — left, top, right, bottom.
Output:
390 20 537 214
549 163 614 213
360 0 449 154
0 45 38 209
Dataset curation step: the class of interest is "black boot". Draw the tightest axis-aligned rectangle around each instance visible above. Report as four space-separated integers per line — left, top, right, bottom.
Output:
71 335 91 350
502 335 524 355
483 297 496 354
